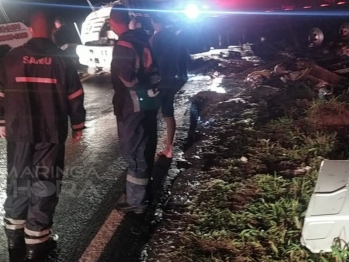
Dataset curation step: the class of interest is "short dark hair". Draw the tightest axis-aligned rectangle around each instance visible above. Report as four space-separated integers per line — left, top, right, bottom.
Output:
55 16 65 25
150 13 166 24
110 4 130 25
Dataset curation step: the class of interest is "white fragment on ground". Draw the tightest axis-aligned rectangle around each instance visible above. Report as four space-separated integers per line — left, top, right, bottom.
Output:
240 156 248 163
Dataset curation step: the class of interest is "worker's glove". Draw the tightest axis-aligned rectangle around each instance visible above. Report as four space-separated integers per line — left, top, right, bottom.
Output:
0 126 6 139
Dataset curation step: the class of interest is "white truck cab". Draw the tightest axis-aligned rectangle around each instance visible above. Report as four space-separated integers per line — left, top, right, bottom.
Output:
76 2 119 74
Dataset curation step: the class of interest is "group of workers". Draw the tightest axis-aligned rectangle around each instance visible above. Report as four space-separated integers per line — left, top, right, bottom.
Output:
0 4 188 261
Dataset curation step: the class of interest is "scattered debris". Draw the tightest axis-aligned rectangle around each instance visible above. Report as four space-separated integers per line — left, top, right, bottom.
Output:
146 29 349 262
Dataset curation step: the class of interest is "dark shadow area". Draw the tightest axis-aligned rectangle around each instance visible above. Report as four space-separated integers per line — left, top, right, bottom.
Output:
181 101 202 153
8 248 26 262
33 171 128 262
99 156 173 262
151 156 173 199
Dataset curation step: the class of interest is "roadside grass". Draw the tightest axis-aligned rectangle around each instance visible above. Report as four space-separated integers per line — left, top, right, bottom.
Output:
170 98 349 262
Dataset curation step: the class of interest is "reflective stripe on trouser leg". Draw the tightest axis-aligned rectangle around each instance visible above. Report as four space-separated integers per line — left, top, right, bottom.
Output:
26 143 65 237
25 227 51 244
117 111 150 207
4 142 32 235
4 217 26 230
126 171 149 207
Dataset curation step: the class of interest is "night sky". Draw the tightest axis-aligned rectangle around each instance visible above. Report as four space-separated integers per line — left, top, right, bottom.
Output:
2 0 95 26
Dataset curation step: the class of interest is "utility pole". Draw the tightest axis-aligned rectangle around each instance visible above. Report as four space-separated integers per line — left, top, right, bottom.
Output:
0 3 10 23
86 0 95 12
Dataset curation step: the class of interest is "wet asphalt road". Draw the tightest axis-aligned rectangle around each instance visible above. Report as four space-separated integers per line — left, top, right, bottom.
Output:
0 74 128 262
0 73 216 262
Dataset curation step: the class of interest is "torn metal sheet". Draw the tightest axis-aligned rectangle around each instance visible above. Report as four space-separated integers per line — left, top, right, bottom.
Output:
301 160 349 253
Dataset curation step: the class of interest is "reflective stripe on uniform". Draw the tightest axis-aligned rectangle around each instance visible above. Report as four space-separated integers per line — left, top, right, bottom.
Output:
118 76 138 88
129 90 140 113
25 228 50 237
117 40 133 49
4 218 26 225
72 122 84 130
142 47 152 69
15 77 57 84
0 91 4 97
126 174 148 186
6 224 25 230
68 88 83 100
25 235 50 245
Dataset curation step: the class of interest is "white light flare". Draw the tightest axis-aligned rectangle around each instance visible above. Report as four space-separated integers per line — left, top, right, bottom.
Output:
183 3 200 19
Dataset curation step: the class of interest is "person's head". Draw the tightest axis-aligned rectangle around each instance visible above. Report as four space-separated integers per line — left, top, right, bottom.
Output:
109 4 130 35
150 13 166 32
29 11 54 39
54 17 65 29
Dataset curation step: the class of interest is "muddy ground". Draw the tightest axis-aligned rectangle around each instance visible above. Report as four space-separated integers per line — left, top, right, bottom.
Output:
143 50 349 262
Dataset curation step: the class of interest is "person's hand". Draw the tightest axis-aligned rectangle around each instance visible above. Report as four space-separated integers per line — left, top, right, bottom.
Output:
0 126 6 139
72 130 82 143
148 89 159 97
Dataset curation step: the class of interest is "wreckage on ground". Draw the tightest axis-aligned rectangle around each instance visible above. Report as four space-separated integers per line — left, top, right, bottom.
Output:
190 20 349 254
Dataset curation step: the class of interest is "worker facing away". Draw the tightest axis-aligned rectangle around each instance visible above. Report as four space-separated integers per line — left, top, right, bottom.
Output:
52 16 79 48
110 5 160 214
0 11 86 260
150 14 186 159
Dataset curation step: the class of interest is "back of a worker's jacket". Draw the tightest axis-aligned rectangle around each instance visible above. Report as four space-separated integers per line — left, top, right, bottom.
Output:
0 38 86 143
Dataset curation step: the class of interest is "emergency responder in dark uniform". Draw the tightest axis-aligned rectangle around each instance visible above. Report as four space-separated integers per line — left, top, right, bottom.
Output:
150 14 184 159
0 11 86 260
110 5 160 214
52 17 77 48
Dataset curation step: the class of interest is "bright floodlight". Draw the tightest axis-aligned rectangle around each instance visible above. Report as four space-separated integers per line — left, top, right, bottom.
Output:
184 3 200 19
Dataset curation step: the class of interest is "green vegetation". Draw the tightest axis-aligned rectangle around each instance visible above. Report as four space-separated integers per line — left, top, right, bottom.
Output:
169 97 349 262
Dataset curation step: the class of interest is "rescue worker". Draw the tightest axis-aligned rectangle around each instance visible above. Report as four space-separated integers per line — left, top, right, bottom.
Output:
52 17 77 48
0 11 86 260
110 5 160 214
150 14 184 159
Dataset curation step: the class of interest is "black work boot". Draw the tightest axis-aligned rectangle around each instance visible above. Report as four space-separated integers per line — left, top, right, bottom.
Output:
26 234 58 261
5 228 25 250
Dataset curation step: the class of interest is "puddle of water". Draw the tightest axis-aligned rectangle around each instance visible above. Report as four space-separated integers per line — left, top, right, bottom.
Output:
189 75 211 81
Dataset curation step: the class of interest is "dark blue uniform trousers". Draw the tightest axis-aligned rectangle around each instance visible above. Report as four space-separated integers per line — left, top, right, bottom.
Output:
117 109 158 207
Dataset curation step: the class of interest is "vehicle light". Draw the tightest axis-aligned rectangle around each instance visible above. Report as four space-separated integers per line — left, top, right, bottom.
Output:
321 3 330 6
338 1 346 4
303 5 312 8
183 3 200 19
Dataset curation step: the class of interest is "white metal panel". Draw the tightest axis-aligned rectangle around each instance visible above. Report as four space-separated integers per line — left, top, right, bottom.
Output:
315 160 349 193
301 160 349 253
75 45 114 69
80 6 112 45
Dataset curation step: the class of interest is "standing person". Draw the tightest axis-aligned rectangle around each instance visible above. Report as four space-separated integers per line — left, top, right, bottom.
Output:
0 11 86 260
174 18 190 82
109 5 160 214
52 17 78 48
150 14 184 159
